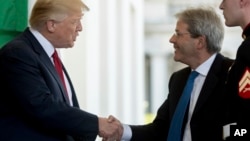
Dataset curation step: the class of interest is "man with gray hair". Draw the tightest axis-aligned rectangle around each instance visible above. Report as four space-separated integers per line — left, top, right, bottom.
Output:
114 6 233 141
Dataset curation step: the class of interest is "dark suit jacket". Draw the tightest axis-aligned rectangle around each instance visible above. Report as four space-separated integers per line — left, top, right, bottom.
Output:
130 54 233 141
0 28 98 141
223 27 250 141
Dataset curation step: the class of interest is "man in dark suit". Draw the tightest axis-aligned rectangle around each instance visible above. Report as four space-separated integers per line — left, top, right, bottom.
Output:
220 0 250 140
118 7 233 141
0 0 122 141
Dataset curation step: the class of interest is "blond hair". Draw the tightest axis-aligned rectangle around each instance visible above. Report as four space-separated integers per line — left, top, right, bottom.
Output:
29 0 89 30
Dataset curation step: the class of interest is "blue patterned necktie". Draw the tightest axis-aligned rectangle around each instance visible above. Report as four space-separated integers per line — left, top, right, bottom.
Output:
167 71 199 141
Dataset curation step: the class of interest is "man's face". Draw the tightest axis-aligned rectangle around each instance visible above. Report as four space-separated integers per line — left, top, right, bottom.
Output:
169 20 198 65
50 12 83 48
219 0 242 27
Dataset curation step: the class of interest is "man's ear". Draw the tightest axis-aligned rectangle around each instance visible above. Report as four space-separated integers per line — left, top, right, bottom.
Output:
46 20 56 33
197 35 206 50
240 0 249 8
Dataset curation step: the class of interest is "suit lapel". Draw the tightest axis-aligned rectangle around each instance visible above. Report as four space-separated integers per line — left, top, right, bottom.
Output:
23 28 71 105
40 54 71 105
62 65 79 107
192 54 223 116
169 68 191 117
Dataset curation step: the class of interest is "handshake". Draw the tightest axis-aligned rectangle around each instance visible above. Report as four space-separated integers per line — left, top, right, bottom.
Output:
98 115 124 141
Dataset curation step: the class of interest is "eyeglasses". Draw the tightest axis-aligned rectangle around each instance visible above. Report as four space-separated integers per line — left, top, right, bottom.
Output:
173 32 191 37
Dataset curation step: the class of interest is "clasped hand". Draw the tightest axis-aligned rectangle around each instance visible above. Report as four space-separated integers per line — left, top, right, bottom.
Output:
98 115 123 141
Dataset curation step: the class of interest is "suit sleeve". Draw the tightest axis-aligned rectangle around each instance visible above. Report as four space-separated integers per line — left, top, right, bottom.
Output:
130 99 169 141
0 42 99 140
129 73 178 141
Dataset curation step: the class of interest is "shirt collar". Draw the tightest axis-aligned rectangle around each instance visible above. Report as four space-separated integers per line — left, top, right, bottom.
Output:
29 27 55 58
194 53 217 76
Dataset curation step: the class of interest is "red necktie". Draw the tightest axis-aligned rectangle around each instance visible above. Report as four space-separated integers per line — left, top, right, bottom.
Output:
52 50 69 100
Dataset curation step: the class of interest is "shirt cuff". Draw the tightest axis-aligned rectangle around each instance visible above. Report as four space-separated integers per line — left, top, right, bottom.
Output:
223 122 237 140
121 124 132 141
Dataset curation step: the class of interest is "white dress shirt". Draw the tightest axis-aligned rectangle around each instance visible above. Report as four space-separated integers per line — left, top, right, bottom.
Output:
29 28 73 106
183 53 216 141
122 53 217 141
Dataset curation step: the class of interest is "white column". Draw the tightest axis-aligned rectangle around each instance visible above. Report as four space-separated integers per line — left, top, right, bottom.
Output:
115 0 145 124
150 55 168 114
63 0 102 113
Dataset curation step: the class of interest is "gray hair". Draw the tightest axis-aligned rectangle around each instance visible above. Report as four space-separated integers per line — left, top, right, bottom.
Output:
175 6 224 53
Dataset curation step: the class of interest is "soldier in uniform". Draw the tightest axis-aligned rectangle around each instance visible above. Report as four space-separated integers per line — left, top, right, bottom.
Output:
220 0 250 140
